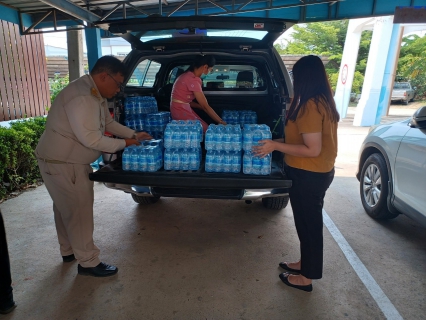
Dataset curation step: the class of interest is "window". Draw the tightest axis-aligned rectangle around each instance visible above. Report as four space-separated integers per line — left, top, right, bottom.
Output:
127 59 161 87
166 64 265 90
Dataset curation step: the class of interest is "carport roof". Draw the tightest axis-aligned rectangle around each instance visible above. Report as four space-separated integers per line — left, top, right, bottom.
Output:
0 0 424 34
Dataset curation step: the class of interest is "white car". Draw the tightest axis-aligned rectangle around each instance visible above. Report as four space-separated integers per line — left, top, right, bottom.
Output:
356 106 426 226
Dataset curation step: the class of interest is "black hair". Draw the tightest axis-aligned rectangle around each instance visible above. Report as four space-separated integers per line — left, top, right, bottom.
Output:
186 55 215 72
287 55 340 123
90 55 127 77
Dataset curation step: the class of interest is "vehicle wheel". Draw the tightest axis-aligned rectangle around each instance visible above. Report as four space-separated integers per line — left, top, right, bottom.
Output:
262 196 289 210
403 100 409 105
131 194 160 204
360 153 398 220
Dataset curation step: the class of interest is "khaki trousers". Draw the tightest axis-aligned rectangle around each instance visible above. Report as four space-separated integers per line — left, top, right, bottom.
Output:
37 160 100 267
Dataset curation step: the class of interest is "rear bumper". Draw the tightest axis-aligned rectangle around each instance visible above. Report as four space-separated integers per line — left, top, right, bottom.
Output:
90 158 291 200
103 182 289 200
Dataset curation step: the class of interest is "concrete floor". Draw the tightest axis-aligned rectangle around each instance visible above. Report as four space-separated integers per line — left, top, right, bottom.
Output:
1 105 425 320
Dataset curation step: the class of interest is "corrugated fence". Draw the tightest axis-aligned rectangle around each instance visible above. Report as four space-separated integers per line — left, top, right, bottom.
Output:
0 20 50 121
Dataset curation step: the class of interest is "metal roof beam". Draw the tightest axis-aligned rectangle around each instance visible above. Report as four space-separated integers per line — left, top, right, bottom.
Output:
38 0 100 23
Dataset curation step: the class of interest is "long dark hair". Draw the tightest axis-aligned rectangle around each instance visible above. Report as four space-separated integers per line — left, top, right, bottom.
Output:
186 55 215 72
287 55 339 124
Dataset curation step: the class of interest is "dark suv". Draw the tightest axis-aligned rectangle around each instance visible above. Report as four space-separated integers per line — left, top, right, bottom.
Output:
90 16 294 210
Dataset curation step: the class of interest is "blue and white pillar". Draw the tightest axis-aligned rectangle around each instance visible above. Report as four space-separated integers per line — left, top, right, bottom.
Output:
334 18 374 119
354 16 394 126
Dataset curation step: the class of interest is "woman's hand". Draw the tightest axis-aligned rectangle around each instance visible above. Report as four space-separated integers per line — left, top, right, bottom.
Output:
252 139 276 158
218 120 227 125
135 132 153 141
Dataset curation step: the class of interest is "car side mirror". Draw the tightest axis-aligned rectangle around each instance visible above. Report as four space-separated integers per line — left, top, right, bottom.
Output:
413 86 417 90
409 106 426 129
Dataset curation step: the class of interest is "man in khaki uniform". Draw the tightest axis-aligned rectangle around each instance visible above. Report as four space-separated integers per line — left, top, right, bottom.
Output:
36 56 151 277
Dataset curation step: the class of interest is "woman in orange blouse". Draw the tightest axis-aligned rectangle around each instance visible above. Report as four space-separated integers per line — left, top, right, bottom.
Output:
253 55 339 292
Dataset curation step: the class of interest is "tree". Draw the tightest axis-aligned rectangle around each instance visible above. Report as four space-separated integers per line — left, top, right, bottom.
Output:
397 34 426 99
275 21 372 93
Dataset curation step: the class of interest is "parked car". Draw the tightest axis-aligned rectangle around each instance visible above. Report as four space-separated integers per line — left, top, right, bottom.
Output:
90 16 295 209
391 82 416 105
356 106 426 227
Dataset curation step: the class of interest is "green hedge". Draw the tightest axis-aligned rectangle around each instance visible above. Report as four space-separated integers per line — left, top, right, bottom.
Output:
0 117 47 201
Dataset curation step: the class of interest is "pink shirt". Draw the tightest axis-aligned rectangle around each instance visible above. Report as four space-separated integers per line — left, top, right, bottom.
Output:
171 71 202 103
170 71 208 132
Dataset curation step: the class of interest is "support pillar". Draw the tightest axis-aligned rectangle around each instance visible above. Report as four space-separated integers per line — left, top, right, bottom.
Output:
67 30 84 81
85 28 102 72
334 18 374 119
375 24 404 123
354 16 394 126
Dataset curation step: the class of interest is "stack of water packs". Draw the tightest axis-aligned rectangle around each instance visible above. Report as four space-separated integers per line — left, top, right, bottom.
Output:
242 124 272 175
122 139 163 172
222 110 257 127
124 96 170 139
163 120 203 171
204 124 242 173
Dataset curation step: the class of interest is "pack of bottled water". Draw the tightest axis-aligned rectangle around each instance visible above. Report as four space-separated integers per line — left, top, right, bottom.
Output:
222 110 257 126
205 150 242 173
164 120 203 149
242 124 272 151
243 151 271 175
145 112 171 139
163 148 201 171
122 143 163 172
125 96 158 117
124 96 160 132
205 124 242 151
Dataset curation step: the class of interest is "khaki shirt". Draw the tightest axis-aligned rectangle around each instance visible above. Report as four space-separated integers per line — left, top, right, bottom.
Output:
36 75 134 164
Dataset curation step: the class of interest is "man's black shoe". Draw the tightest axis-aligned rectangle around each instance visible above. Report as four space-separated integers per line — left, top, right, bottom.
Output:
77 262 118 277
62 254 76 263
0 300 16 314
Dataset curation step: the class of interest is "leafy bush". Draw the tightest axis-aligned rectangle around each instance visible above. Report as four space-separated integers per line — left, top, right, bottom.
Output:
0 117 46 201
49 74 69 104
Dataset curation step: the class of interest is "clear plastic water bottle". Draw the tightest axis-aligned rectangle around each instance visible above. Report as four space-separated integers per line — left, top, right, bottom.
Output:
138 146 147 172
164 149 172 170
172 125 181 149
205 150 214 172
145 147 154 172
130 147 139 171
223 126 232 151
164 126 172 149
252 154 262 174
231 151 241 173
205 126 214 150
223 151 232 173
261 154 271 175
243 125 253 151
243 151 252 174
189 148 198 171
122 146 133 171
180 148 189 171
215 125 224 151
253 128 263 147
171 149 180 170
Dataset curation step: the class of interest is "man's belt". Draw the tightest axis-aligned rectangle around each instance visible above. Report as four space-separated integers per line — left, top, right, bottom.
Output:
37 157 68 164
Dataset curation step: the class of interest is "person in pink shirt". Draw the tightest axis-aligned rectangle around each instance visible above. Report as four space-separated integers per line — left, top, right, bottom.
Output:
170 55 226 132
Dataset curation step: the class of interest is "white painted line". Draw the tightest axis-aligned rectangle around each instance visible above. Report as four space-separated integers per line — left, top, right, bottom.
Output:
322 209 403 320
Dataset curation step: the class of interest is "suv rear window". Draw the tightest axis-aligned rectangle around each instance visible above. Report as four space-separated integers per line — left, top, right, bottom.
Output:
167 65 265 90
128 59 161 87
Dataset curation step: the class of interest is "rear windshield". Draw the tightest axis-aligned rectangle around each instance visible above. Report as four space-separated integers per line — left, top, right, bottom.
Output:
133 29 268 42
166 65 266 90
394 82 410 89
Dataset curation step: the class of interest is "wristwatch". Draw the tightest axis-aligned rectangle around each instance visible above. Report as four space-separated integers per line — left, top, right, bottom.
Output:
132 133 137 139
